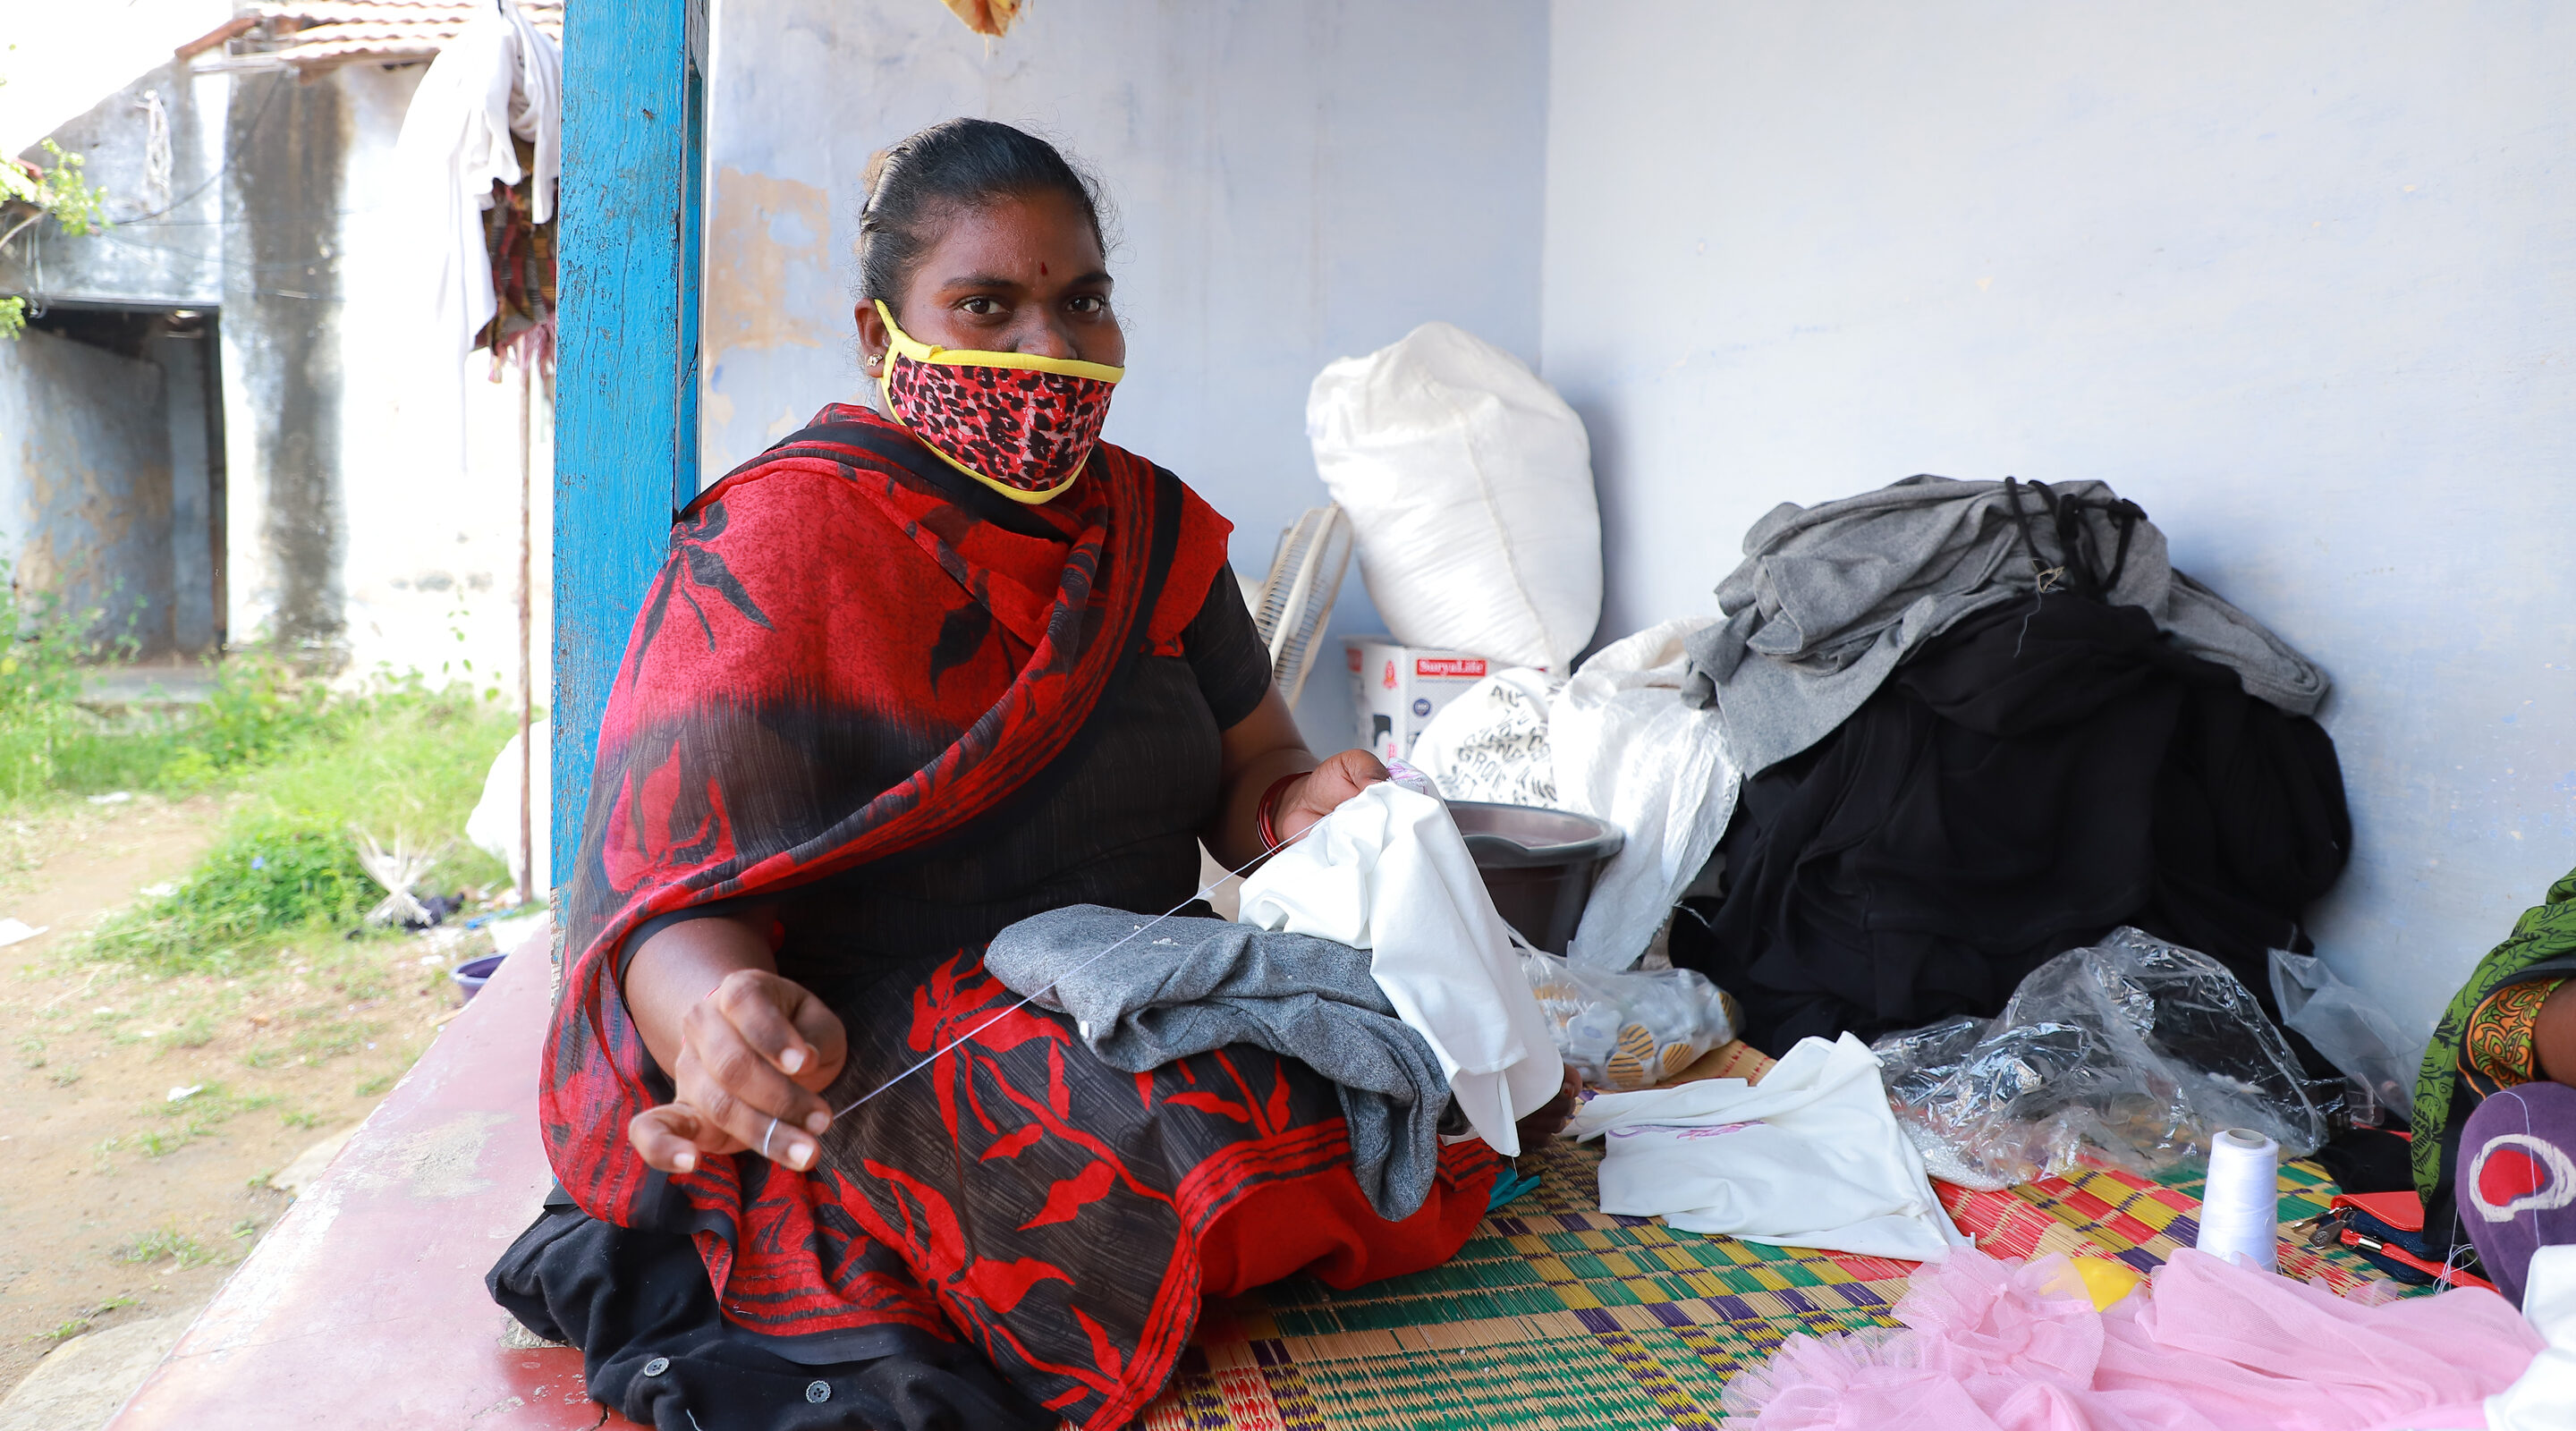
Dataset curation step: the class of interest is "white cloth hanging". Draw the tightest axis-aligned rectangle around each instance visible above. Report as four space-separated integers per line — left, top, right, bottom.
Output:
1235 781 1564 1156
1568 1033 1966 1261
1550 616 1740 969
391 0 562 367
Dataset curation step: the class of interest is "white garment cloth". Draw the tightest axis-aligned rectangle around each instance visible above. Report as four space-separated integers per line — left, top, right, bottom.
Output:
2490 1243 2576 1431
391 0 563 367
1411 619 1741 971
1549 617 1741 969
1236 782 1563 1156
1569 1034 1965 1262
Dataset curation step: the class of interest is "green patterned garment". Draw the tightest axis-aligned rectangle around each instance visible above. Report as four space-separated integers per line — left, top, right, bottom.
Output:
2412 865 2576 1207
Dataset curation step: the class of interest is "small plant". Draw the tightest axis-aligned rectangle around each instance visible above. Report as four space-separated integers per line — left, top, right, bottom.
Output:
169 1013 216 1048
34 1294 140 1343
120 1224 218 1270
0 563 113 799
279 1108 321 1130
354 1071 394 1097
85 815 375 974
2 140 112 342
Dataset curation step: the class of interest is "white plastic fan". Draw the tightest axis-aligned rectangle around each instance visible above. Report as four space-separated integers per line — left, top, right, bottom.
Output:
1251 505 1354 706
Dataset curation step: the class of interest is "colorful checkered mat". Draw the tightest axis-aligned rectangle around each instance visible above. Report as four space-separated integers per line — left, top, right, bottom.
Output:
1142 1045 2413 1430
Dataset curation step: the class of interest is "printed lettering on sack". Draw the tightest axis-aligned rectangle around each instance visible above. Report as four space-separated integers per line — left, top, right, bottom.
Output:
1416 656 1487 680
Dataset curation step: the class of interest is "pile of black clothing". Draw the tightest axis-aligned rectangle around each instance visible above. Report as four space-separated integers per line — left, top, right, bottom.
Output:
1665 476 2351 1058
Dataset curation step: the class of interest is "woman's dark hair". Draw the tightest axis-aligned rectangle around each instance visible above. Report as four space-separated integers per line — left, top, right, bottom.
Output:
857 118 1110 314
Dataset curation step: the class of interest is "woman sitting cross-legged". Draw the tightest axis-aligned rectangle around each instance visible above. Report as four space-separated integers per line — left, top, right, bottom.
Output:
489 118 1570 1431
2419 863 2576 1307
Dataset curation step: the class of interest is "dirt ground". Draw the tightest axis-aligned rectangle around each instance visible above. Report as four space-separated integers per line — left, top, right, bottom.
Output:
0 793 489 1392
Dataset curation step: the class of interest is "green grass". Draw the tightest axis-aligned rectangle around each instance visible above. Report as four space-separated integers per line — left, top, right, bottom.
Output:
35 1296 137 1344
119 1224 221 1270
80 687 516 975
0 555 520 976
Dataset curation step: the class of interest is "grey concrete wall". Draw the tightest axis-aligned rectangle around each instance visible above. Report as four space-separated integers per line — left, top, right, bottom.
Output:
0 326 177 654
1539 0 2576 1030
219 69 347 664
0 59 225 309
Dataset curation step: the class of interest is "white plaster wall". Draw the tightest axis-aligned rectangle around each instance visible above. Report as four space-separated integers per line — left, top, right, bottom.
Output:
1540 1 2576 1029
699 0 1549 742
225 61 555 705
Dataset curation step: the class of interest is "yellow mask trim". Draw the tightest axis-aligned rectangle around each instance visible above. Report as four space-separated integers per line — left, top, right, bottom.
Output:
873 301 1125 385
872 301 1119 504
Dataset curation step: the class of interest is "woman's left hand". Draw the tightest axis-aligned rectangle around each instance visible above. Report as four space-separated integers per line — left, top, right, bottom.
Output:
1271 748 1390 842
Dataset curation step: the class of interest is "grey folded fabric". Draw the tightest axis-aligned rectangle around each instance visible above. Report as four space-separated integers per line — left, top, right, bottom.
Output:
1682 474 2329 775
981 905 1450 1221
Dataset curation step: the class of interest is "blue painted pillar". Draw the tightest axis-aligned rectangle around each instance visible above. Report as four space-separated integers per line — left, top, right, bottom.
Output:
552 0 707 893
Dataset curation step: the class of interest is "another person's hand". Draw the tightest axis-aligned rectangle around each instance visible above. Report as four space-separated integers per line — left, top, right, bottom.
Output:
1270 748 1391 842
1515 1066 1583 1149
626 969 848 1175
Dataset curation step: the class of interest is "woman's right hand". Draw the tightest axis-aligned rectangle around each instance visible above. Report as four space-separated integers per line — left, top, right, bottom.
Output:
627 968 848 1175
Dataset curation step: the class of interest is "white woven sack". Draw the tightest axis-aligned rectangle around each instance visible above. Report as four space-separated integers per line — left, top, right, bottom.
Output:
1307 323 1601 672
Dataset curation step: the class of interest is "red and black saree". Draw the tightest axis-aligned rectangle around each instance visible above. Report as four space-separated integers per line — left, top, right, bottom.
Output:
535 405 1496 1428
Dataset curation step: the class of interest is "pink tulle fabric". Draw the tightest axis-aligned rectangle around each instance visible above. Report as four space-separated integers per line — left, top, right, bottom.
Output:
1724 1248 2543 1431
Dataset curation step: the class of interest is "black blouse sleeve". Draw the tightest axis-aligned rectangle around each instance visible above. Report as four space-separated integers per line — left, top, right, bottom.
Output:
1183 563 1276 731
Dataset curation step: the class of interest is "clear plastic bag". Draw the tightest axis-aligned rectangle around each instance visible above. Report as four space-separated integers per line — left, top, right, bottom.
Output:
2268 947 2424 1122
1871 927 2329 1190
1518 943 1736 1089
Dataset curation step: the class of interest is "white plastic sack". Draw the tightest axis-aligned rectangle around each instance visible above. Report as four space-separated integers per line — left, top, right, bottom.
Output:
467 718 549 892
1551 618 1741 970
1411 666 1560 808
1307 322 1601 672
1236 781 1563 1156
1570 1033 1967 1261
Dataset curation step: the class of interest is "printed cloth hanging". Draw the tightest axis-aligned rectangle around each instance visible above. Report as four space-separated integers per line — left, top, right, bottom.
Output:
477 140 555 374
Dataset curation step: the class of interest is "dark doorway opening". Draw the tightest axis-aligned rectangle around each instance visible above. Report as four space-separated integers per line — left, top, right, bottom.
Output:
17 301 226 661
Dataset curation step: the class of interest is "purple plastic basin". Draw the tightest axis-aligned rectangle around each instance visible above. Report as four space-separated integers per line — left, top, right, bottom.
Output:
451 953 507 1002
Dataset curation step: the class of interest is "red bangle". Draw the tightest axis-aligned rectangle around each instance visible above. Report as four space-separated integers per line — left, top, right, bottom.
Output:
1256 771 1306 851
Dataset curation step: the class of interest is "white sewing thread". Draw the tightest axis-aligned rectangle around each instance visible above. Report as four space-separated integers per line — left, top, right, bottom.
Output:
832 823 1317 1120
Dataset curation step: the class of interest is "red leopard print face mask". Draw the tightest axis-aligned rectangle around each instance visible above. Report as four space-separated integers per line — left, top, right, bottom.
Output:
874 301 1123 504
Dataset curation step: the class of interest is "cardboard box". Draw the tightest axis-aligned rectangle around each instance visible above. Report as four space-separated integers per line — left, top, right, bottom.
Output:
1344 635 1491 764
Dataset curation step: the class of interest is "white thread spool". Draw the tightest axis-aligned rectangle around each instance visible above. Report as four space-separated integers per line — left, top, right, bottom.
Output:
2195 1127 2280 1273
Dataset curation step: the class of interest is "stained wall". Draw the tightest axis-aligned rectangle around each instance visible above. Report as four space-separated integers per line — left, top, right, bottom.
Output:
0 326 175 650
